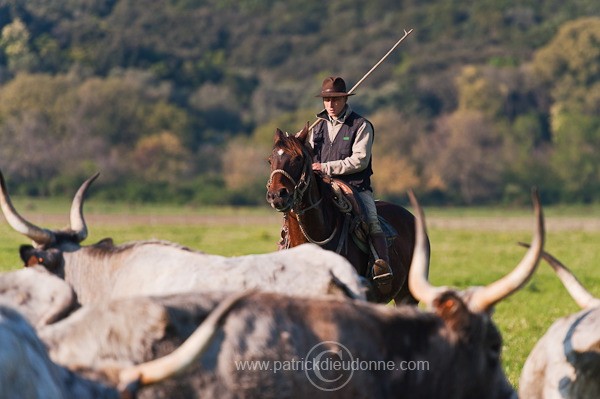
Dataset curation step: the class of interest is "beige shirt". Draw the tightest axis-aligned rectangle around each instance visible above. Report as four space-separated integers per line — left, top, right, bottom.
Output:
308 105 374 177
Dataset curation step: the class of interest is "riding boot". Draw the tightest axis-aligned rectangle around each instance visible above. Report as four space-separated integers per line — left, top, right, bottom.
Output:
371 232 393 288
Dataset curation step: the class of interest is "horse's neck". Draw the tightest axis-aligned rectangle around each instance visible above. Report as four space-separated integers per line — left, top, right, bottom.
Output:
287 174 338 245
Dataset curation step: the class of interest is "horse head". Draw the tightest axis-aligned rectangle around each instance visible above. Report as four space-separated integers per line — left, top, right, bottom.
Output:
266 122 312 212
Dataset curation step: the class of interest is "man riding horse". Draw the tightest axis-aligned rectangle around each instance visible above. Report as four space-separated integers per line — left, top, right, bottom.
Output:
305 76 393 286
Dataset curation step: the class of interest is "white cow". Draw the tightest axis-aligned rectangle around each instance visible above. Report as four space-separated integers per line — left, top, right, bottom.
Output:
519 246 600 399
1 170 367 304
0 266 77 327
0 290 251 399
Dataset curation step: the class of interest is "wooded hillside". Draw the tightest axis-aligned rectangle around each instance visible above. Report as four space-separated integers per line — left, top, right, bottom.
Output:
0 0 599 205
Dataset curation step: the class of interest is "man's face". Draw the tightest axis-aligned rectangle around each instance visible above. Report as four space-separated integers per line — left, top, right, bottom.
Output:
323 96 347 118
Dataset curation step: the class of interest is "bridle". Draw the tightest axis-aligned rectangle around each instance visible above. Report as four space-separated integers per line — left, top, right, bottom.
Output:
266 147 338 246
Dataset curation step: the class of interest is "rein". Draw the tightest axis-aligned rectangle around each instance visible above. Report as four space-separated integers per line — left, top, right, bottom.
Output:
267 150 338 246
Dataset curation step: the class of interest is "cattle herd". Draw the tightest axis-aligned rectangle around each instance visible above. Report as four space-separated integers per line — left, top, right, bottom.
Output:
0 170 598 398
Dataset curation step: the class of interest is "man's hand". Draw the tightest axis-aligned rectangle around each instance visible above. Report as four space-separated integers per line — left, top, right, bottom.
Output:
312 162 322 172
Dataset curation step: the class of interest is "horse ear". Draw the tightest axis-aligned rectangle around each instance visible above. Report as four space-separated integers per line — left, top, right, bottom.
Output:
274 128 286 143
296 121 310 144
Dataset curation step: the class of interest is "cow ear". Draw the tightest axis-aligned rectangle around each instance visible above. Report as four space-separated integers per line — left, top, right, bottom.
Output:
27 255 41 267
19 245 62 271
19 245 35 267
95 237 114 247
433 292 471 333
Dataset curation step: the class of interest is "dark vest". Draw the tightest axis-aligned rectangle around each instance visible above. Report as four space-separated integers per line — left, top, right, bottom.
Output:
312 111 374 192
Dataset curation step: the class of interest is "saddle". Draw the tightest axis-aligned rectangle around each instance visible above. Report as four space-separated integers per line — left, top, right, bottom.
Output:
327 178 397 253
328 178 369 238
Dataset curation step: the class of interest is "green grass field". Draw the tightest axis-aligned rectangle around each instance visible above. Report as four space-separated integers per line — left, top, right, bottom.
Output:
1 197 600 388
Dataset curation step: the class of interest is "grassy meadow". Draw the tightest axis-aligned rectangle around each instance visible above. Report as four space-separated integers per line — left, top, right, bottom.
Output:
1 196 600 388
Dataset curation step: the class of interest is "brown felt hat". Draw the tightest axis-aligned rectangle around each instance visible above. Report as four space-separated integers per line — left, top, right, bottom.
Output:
314 76 355 98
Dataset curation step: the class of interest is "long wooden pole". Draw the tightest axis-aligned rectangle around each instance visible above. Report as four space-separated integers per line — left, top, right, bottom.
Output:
308 28 413 131
348 28 413 95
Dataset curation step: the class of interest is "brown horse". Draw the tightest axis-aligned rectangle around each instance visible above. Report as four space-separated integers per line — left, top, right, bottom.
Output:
266 123 427 305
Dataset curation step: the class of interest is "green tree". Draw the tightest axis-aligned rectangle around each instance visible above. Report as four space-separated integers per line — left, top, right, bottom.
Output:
0 73 107 187
533 17 600 101
0 18 39 73
532 17 600 202
0 73 77 131
455 65 507 120
550 106 600 202
73 71 190 147
131 132 193 182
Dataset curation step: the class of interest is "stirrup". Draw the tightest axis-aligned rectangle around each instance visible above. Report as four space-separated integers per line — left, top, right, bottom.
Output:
371 259 393 283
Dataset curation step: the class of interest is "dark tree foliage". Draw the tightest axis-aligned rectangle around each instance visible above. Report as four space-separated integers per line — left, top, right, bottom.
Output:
0 0 598 204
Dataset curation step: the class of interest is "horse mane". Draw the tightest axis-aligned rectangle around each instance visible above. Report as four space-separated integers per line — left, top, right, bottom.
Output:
273 134 314 159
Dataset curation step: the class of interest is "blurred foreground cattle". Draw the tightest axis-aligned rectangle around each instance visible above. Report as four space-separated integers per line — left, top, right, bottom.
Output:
0 189 543 398
0 266 76 327
519 246 600 399
0 291 251 399
0 171 366 304
38 189 542 399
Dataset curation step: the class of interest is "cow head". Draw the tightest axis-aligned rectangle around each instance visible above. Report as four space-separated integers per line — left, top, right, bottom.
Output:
20 245 63 270
407 188 544 398
0 170 99 272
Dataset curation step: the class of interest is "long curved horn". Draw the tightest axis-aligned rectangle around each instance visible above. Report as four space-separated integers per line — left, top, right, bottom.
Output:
519 243 600 310
117 290 254 390
407 190 445 307
69 172 99 243
0 170 54 245
469 188 545 313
